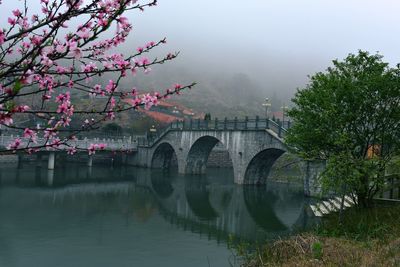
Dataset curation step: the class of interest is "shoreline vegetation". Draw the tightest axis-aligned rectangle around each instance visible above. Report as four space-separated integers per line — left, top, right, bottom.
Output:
237 203 400 266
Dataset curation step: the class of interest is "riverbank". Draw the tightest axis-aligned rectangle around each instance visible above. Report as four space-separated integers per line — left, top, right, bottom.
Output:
239 203 400 266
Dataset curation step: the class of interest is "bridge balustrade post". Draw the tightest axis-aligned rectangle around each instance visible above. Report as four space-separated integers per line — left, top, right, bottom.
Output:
205 118 209 129
278 121 282 137
255 116 259 129
190 119 193 129
266 118 269 129
224 117 227 130
244 116 248 130
215 118 218 130
197 118 201 129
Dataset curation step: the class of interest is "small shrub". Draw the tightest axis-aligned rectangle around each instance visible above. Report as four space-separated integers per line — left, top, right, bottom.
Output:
312 241 323 259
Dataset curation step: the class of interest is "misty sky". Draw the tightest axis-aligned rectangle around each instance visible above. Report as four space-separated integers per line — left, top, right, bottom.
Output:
130 0 400 97
3 0 400 100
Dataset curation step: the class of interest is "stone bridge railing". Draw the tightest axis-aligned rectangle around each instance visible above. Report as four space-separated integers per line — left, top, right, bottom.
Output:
0 134 140 152
138 117 291 147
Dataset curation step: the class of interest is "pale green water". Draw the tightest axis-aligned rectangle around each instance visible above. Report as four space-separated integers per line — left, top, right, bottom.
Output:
0 162 309 267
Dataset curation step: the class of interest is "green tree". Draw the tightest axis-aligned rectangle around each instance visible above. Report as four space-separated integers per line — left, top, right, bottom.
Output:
286 51 400 207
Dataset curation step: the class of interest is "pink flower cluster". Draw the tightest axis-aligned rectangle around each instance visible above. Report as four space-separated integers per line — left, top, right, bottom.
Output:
0 0 188 155
88 143 107 155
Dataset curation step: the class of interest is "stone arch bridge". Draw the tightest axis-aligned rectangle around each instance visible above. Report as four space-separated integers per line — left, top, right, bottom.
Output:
127 118 323 196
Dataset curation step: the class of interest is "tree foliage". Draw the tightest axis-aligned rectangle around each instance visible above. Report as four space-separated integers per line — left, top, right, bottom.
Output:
286 51 400 206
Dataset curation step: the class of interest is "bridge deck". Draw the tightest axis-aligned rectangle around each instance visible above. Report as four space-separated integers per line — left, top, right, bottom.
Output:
139 117 290 147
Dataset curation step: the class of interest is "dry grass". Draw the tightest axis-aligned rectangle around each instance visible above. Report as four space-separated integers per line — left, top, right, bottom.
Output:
241 205 400 267
243 235 400 267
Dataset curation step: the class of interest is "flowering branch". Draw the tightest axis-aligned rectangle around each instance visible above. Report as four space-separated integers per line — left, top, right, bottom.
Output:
0 0 195 154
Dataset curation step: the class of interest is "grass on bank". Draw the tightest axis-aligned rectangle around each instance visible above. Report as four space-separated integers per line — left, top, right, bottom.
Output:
238 203 400 267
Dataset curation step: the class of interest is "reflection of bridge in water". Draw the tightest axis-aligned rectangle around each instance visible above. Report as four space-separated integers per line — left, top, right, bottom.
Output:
1 164 311 242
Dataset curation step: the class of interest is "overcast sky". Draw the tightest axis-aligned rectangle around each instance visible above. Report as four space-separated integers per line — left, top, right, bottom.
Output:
129 0 400 96
3 0 400 98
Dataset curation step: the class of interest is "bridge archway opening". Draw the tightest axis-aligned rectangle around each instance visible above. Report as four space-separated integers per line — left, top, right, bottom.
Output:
151 142 178 171
244 148 286 184
185 136 233 175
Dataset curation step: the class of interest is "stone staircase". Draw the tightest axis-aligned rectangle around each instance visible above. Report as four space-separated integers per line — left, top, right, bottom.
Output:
310 195 358 217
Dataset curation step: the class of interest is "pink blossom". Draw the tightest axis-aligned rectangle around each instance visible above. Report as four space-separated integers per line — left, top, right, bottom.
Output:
30 35 43 46
12 9 22 17
56 44 66 53
8 17 16 25
22 69 34 84
136 57 150 66
107 111 115 120
110 97 116 109
146 41 155 48
23 128 37 143
77 28 90 39
67 146 77 155
81 62 97 73
44 129 57 139
141 93 158 110
0 113 13 126
50 138 61 148
61 116 71 127
98 143 107 150
0 29 5 45
88 143 97 155
68 80 74 88
87 143 107 155
16 105 29 112
105 80 116 93
7 138 22 150
56 66 67 74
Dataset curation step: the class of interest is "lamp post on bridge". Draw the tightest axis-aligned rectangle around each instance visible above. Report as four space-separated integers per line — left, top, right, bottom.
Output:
149 125 157 142
262 97 271 119
281 104 289 128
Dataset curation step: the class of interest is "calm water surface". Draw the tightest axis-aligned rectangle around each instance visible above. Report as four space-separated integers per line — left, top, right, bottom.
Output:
0 162 310 267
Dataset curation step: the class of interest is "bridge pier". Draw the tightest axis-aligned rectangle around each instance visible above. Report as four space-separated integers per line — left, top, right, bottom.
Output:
87 155 93 167
48 152 55 170
303 160 325 197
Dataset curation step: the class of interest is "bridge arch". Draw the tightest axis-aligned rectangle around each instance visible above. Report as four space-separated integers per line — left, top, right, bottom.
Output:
244 148 286 184
185 135 233 175
151 142 179 170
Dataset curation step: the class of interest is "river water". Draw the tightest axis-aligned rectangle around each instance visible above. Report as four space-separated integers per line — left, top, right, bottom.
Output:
0 162 310 267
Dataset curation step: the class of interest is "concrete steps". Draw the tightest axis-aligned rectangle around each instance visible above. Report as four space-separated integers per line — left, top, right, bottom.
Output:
309 195 358 217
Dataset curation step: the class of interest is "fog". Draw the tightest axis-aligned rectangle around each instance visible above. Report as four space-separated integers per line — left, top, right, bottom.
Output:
126 0 400 113
3 0 400 115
